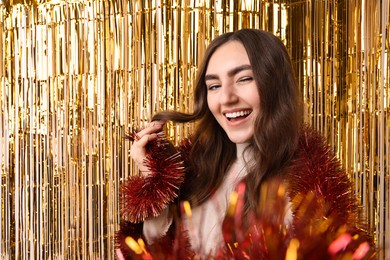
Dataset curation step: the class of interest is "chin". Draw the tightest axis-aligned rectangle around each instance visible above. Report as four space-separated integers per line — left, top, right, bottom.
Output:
232 140 251 144
227 136 252 144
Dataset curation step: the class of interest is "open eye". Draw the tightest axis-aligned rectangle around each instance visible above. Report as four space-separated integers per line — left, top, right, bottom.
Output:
207 84 221 90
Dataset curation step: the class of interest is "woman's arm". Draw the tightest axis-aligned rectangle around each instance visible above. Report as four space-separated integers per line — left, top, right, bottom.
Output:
115 123 189 258
120 121 185 223
143 207 173 244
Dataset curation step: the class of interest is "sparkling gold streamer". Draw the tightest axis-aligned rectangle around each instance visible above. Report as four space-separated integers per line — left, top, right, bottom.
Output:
297 0 390 257
0 0 389 259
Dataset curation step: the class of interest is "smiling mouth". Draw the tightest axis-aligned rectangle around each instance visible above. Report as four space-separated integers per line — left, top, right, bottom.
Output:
224 110 252 121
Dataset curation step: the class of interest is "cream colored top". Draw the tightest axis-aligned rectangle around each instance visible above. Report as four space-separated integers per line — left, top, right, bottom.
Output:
143 143 292 258
183 143 251 257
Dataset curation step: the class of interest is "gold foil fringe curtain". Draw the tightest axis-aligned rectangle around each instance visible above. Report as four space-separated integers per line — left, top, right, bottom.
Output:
0 0 389 259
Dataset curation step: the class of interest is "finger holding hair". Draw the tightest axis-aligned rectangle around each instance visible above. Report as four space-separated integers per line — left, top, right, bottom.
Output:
130 120 165 175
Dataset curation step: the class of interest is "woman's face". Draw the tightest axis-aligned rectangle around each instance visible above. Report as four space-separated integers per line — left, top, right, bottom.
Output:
205 40 260 144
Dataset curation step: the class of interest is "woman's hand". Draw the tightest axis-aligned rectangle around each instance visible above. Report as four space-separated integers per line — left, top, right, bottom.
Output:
130 121 165 175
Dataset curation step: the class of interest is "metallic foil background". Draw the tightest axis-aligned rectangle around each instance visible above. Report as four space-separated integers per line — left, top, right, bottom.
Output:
0 0 388 259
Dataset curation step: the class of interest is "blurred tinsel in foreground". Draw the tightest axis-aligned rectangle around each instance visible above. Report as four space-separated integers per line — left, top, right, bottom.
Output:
117 181 375 259
116 128 377 259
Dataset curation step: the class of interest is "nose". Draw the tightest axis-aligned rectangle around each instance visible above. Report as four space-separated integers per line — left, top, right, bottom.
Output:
220 85 238 104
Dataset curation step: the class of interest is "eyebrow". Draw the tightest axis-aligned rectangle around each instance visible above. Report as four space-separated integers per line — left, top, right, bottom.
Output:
204 64 252 81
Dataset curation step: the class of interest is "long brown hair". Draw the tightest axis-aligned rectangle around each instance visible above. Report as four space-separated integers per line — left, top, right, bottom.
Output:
152 29 302 211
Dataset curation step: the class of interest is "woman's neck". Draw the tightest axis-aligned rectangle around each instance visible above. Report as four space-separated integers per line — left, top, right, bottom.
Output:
236 143 252 162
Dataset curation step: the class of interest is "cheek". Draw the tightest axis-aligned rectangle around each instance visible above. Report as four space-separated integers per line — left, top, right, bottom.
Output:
252 96 261 111
248 88 261 110
206 95 217 114
246 91 261 120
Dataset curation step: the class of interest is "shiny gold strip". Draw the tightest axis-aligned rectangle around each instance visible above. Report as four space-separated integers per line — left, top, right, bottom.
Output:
0 0 389 259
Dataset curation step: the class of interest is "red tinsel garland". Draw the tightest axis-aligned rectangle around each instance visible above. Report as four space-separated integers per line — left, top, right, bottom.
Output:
116 127 376 259
120 132 185 223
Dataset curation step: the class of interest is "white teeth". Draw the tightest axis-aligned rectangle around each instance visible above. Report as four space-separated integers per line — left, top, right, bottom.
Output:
225 110 251 119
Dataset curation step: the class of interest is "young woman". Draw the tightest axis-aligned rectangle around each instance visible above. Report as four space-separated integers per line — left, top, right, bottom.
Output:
116 29 375 259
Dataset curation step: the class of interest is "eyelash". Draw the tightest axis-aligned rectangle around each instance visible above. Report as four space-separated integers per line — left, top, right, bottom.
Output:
239 76 252 82
206 76 253 90
207 84 221 90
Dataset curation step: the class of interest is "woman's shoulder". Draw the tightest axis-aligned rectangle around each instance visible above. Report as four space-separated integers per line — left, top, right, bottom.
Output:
282 125 375 257
286 125 357 218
